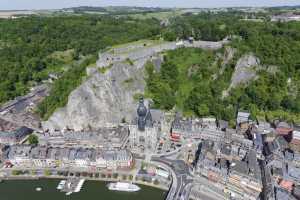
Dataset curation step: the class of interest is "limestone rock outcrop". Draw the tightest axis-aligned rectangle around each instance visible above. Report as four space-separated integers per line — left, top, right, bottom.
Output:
43 62 145 132
222 54 260 98
42 39 228 132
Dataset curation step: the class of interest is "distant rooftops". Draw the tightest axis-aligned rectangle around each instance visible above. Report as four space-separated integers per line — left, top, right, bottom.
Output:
40 125 129 148
236 111 250 125
231 149 261 181
276 121 293 135
0 126 33 144
0 118 19 132
5 145 132 165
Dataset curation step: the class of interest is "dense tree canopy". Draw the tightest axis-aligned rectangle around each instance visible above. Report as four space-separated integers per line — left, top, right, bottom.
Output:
0 15 161 105
1 12 299 124
147 13 300 124
28 134 39 145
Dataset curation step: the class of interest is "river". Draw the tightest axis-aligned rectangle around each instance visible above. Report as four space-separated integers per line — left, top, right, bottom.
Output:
0 179 166 200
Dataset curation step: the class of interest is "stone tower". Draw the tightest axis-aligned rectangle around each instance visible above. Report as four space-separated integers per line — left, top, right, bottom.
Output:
137 98 147 131
137 98 153 131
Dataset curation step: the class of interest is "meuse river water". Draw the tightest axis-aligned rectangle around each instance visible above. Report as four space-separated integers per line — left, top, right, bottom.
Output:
0 179 166 200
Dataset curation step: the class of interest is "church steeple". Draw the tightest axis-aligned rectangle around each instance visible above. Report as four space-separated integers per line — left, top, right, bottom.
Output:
137 98 147 131
137 98 153 131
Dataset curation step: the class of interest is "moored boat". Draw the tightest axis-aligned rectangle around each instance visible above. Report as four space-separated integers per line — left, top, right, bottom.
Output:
107 182 140 192
56 180 66 190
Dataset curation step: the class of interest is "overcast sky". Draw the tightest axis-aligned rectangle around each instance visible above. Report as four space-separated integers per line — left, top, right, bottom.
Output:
1 0 300 10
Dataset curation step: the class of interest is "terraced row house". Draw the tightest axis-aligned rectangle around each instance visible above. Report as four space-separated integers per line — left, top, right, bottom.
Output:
195 139 263 200
265 135 300 200
39 125 129 149
170 114 219 141
0 126 33 145
227 149 262 200
252 119 300 200
3 145 133 170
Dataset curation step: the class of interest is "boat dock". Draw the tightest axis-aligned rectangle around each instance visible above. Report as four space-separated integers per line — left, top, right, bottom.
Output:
57 178 85 195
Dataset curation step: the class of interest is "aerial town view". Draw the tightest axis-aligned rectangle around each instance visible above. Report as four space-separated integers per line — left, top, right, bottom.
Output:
0 0 300 200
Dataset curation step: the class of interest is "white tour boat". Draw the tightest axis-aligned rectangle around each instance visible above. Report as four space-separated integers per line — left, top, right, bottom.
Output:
56 180 66 190
107 182 140 192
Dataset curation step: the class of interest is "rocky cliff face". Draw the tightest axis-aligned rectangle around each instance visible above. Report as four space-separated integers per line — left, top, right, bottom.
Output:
222 54 261 98
42 40 228 132
43 61 146 132
42 41 169 132
230 54 260 88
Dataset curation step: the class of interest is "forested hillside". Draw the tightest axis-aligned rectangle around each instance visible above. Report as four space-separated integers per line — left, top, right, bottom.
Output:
0 12 299 124
147 13 300 124
0 15 160 104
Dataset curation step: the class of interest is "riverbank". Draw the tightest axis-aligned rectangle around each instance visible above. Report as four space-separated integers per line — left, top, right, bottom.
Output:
0 174 169 191
0 159 172 191
0 179 166 200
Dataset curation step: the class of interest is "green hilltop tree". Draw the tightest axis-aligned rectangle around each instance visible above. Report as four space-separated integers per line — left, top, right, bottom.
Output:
28 134 39 145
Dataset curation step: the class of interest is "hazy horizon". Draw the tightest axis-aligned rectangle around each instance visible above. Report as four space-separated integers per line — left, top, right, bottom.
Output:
1 0 300 11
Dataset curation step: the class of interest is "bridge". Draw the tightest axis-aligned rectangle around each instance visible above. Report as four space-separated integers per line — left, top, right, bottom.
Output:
151 156 193 200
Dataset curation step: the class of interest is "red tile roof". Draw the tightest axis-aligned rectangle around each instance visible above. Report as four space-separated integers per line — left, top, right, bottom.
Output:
276 127 293 135
279 179 294 192
0 118 18 132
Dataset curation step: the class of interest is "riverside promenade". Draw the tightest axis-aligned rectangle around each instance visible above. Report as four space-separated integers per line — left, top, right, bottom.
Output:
0 174 170 191
0 164 171 192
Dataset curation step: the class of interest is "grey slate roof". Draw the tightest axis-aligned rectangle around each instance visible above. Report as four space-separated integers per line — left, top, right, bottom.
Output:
237 111 250 124
0 126 32 140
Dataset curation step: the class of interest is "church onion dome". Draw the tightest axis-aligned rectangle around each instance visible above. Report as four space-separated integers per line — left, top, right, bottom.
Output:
137 98 147 117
